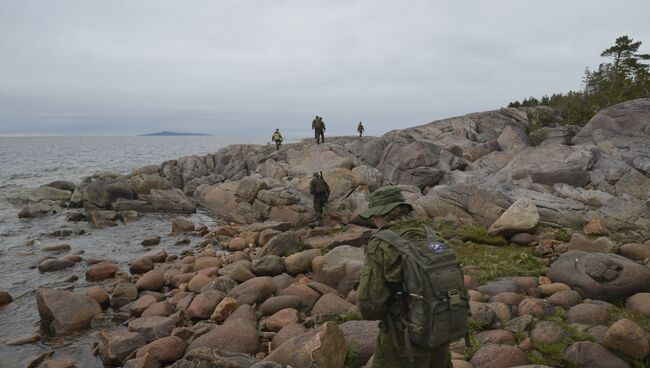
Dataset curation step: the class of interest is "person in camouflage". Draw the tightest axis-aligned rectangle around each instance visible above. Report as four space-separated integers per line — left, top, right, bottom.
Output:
357 186 453 368
357 121 365 137
309 172 330 224
271 128 283 150
312 116 326 144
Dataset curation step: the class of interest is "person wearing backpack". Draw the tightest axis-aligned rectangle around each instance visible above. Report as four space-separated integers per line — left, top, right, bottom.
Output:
309 172 330 224
271 128 283 150
312 115 326 144
357 121 365 137
357 186 469 368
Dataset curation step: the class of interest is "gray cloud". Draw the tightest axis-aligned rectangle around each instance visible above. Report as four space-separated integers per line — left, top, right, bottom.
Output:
1 0 649 136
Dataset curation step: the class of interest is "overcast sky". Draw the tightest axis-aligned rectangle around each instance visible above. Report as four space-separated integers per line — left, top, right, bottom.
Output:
1 0 649 137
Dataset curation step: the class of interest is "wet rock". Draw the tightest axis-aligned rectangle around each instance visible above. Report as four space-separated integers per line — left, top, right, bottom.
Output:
260 295 302 316
187 290 225 320
19 200 60 218
265 321 347 368
41 243 71 252
142 301 174 317
141 236 161 247
604 319 649 359
86 262 118 281
311 293 354 316
99 330 147 366
487 198 539 237
547 289 582 309
530 321 568 344
145 188 196 213
147 249 168 263
0 291 13 308
210 296 239 322
111 283 139 309
132 295 158 316
130 257 154 274
567 303 609 326
85 286 109 306
626 293 650 317
228 276 276 305
123 353 160 368
547 251 650 300
284 249 321 274
188 274 212 293
88 210 119 229
38 258 74 272
128 316 175 343
136 269 165 291
136 336 186 364
171 216 195 234
468 344 529 368
6 332 41 346
266 308 299 332
36 287 101 335
564 341 630 368
252 255 285 276
313 245 364 296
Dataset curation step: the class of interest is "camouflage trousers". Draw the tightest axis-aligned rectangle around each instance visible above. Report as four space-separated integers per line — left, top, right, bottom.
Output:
313 198 326 220
371 325 452 368
314 129 324 144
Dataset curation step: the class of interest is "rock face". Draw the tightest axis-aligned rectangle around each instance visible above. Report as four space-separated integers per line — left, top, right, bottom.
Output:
36 288 102 335
564 341 631 368
264 322 347 368
487 198 539 236
313 245 364 296
547 251 650 300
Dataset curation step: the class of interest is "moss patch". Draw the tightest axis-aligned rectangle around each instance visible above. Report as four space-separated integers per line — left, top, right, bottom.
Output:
439 224 507 246
451 242 547 284
554 228 572 242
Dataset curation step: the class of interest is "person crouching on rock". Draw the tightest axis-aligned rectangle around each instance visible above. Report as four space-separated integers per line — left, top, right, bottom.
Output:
309 172 330 225
271 129 283 150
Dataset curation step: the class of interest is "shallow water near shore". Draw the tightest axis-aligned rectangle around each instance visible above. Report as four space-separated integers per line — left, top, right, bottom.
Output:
0 136 249 366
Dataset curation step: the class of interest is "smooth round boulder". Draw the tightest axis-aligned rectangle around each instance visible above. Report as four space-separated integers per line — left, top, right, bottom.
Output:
135 269 165 291
604 318 649 359
228 276 276 305
252 255 285 276
265 308 299 332
310 293 353 316
469 344 529 367
187 291 225 320
626 293 650 317
548 289 582 309
99 330 147 366
86 262 118 281
210 296 239 322
110 283 138 309
130 257 154 274
567 303 609 326
517 298 555 318
141 301 173 317
188 274 213 293
564 341 630 368
260 295 302 316
530 321 568 344
0 291 13 308
131 295 157 316
85 286 109 306
194 256 223 271
38 259 74 273
136 336 185 364
272 323 307 349
229 237 248 251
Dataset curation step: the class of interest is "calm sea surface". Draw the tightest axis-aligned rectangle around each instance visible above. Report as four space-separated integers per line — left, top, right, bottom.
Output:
0 136 265 366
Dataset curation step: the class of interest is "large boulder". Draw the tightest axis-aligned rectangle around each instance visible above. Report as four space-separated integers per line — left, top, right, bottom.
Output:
187 309 259 354
338 320 380 367
487 198 539 236
564 341 631 368
573 98 650 144
264 322 347 368
99 330 147 366
145 189 196 213
36 288 102 335
228 276 276 305
547 251 650 300
604 319 649 359
312 245 365 296
193 181 238 220
468 344 529 368
377 140 450 189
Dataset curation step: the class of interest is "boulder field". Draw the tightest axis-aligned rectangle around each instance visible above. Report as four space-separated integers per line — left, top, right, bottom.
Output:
11 98 650 367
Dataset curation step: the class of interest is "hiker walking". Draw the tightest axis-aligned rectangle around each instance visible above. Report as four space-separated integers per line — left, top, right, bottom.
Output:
312 115 326 144
357 122 365 137
271 129 283 151
357 186 469 367
309 172 330 224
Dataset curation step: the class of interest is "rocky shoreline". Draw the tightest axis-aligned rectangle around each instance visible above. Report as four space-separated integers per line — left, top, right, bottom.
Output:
3 98 650 368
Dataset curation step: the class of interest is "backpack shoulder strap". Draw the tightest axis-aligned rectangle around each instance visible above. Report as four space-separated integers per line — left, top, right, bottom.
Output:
374 229 409 252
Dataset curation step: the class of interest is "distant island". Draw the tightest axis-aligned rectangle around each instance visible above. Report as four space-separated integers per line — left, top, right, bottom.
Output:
139 131 211 136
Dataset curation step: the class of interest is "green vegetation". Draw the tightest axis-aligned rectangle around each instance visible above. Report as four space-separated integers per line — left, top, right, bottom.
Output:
554 228 572 242
344 342 359 368
608 306 650 333
451 241 547 284
335 310 361 325
509 35 650 126
439 224 507 246
527 316 594 367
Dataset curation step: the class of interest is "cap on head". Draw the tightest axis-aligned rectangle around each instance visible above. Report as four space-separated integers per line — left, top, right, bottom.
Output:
359 186 412 219
313 172 319 177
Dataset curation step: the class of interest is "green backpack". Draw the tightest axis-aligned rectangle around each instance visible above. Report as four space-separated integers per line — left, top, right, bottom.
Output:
375 227 469 348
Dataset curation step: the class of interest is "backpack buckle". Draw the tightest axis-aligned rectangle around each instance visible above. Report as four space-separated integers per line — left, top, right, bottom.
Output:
448 289 462 310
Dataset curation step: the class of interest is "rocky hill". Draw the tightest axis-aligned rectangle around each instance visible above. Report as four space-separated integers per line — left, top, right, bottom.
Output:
8 98 650 368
